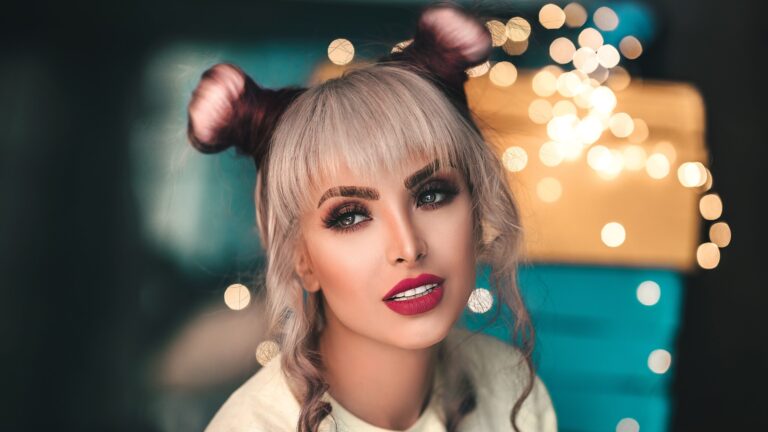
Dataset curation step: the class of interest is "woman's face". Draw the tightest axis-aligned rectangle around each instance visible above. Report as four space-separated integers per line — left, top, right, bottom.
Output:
295 155 477 350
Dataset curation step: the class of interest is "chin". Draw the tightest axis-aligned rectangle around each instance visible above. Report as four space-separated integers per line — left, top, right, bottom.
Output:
385 310 457 350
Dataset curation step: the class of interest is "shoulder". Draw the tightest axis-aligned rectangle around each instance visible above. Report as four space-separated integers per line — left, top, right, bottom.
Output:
204 354 301 432
445 327 558 431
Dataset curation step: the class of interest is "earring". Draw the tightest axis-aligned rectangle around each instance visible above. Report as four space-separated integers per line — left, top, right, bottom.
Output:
467 287 494 313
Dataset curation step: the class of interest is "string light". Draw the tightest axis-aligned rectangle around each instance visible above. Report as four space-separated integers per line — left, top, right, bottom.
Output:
645 153 670 179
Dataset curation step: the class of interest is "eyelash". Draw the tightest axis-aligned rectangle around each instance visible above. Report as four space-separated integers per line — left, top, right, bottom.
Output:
322 180 460 234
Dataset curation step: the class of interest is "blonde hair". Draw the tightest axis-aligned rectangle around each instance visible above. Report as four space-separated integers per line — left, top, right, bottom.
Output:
255 62 535 432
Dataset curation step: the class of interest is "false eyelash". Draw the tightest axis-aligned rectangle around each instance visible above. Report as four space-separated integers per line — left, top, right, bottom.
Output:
323 178 461 234
322 203 371 233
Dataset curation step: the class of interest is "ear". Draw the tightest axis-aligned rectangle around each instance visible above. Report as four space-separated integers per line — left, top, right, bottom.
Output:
294 240 321 293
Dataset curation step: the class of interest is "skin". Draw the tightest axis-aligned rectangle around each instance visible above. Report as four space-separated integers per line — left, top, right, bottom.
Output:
294 154 477 430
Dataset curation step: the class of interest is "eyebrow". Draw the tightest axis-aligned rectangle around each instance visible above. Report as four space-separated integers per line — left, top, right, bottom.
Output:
317 159 442 208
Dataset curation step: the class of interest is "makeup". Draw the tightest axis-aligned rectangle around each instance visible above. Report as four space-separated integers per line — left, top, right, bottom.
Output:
383 273 445 316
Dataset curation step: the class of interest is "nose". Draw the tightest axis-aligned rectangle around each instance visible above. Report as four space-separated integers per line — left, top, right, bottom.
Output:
385 208 428 266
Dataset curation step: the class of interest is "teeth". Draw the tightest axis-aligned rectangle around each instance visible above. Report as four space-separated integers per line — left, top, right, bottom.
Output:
391 283 438 301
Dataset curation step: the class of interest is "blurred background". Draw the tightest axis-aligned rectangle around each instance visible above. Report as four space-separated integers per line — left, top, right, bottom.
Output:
1 0 765 431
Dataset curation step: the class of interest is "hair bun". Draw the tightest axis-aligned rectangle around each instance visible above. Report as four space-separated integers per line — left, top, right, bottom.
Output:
418 4 492 67
186 63 307 167
379 2 491 121
187 63 251 154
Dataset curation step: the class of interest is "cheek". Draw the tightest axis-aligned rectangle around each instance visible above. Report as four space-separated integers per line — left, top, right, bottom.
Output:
304 229 381 304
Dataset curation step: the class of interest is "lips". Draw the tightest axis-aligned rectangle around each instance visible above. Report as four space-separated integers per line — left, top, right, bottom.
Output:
383 273 445 301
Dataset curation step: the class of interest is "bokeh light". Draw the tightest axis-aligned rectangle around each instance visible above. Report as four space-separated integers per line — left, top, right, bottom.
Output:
502 38 529 56
637 281 661 306
709 222 732 248
529 99 554 124
255 340 280 366
537 177 563 202
533 68 559 96
539 141 565 167
466 60 490 77
622 145 647 171
485 20 508 47
578 27 604 50
601 222 626 247
573 47 600 73
699 194 723 220
609 112 635 137
627 117 649 143
597 44 621 68
697 242 721 269
653 141 677 165
224 283 251 311
328 38 355 65
677 161 708 188
606 66 632 91
539 3 566 29
489 61 518 87
553 100 577 117
645 153 670 179
648 349 672 374
594 6 619 31
616 418 641 432
507 17 532 42
590 86 617 113
620 36 643 59
503 146 528 172
550 37 576 64
564 2 588 28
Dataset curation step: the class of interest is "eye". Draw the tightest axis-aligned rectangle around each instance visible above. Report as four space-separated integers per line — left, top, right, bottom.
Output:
323 203 371 233
415 180 460 209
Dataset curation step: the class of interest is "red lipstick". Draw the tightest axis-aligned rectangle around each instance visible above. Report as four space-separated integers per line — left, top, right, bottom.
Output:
383 273 445 316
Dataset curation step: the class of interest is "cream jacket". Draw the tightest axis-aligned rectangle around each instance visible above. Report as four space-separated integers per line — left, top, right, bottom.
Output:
206 328 558 431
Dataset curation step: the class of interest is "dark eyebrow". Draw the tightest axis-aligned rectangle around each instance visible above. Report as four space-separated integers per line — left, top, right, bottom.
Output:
316 159 442 208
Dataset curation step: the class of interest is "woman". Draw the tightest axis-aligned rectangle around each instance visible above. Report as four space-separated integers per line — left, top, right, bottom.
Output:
187 3 557 431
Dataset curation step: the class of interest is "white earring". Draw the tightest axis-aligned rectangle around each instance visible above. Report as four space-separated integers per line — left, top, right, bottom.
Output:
467 287 493 314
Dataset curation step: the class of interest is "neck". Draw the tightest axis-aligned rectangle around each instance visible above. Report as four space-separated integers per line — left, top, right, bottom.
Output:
319 307 438 430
